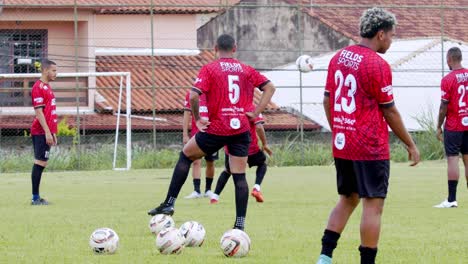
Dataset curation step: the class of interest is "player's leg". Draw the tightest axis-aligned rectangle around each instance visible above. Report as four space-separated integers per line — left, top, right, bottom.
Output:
227 132 250 230
249 151 267 202
463 154 468 190
204 151 218 197
31 135 50 205
185 158 202 199
211 153 232 204
435 130 461 208
317 158 360 264
355 160 390 264
148 133 208 216
461 131 468 191
360 198 384 264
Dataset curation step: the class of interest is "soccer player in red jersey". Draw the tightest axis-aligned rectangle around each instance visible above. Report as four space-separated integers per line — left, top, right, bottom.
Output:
30 59 58 205
148 34 276 231
316 8 420 264
182 90 218 199
210 107 273 204
434 47 468 208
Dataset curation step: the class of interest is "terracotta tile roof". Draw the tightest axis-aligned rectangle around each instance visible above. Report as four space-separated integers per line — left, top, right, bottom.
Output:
307 0 467 42
3 0 241 14
95 51 278 113
0 112 320 131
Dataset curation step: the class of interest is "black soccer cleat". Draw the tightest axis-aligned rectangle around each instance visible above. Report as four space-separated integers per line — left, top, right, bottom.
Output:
31 198 49 206
147 203 174 216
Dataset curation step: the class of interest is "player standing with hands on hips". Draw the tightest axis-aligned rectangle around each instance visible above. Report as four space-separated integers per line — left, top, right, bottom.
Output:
148 34 276 231
316 8 420 264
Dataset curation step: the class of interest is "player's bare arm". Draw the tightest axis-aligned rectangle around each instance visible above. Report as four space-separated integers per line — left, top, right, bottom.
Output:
323 95 332 130
436 100 448 141
256 123 272 156
190 90 209 132
34 107 54 146
183 110 191 144
247 82 275 120
382 105 420 166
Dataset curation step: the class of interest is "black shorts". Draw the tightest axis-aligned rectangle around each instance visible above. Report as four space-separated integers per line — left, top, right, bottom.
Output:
224 151 266 172
204 151 219 162
247 150 267 168
32 135 51 161
334 158 390 198
195 132 251 158
444 130 468 156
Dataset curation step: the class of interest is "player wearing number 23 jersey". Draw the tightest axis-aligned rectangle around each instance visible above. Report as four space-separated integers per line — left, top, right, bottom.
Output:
317 8 419 264
325 44 394 161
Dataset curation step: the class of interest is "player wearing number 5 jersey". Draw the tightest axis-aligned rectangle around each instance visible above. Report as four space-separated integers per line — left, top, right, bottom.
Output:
434 47 468 208
148 34 276 231
316 8 420 264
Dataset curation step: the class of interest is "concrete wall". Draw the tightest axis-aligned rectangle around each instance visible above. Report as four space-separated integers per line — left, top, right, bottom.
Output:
94 14 197 49
197 0 352 69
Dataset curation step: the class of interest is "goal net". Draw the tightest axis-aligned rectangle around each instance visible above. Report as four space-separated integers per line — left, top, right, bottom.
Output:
0 72 132 171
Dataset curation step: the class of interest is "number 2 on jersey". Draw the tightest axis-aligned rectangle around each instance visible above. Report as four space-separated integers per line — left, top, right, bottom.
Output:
334 70 357 114
228 75 240 104
458 85 467 108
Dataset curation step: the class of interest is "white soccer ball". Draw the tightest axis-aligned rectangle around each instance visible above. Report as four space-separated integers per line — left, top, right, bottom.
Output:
89 227 119 254
149 214 175 235
179 221 206 247
296 54 314 73
220 229 251 258
155 227 185 255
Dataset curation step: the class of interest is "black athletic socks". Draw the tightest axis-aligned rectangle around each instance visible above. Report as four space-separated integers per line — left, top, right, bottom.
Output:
255 163 267 185
359 246 378 264
320 229 341 258
193 179 201 193
31 164 45 199
164 152 193 205
214 170 231 195
232 173 248 230
448 180 458 202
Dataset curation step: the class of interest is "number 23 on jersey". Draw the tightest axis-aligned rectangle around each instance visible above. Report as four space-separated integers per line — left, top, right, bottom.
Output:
334 70 357 114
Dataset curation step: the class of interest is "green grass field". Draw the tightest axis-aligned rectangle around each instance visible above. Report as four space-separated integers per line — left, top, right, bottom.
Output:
0 162 467 264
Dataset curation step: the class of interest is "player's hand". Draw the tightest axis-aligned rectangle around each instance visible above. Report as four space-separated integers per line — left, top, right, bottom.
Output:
246 112 257 121
183 134 190 145
52 134 58 146
196 118 210 133
407 144 420 166
263 145 273 156
45 132 54 146
436 128 443 142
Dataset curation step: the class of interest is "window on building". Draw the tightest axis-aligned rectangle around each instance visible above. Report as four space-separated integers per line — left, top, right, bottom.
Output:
0 30 47 106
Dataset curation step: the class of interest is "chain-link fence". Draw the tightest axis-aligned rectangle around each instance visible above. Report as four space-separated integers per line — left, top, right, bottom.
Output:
0 1 465 172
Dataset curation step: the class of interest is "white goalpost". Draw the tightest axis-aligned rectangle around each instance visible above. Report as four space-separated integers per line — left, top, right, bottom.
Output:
0 72 132 171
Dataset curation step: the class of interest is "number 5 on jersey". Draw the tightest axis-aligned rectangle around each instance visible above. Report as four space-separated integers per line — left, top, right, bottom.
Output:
334 70 357 114
228 75 240 104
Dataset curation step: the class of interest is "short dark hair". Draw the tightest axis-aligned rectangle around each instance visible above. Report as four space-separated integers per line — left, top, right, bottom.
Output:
447 47 462 62
41 59 56 70
359 7 397 38
216 34 235 51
